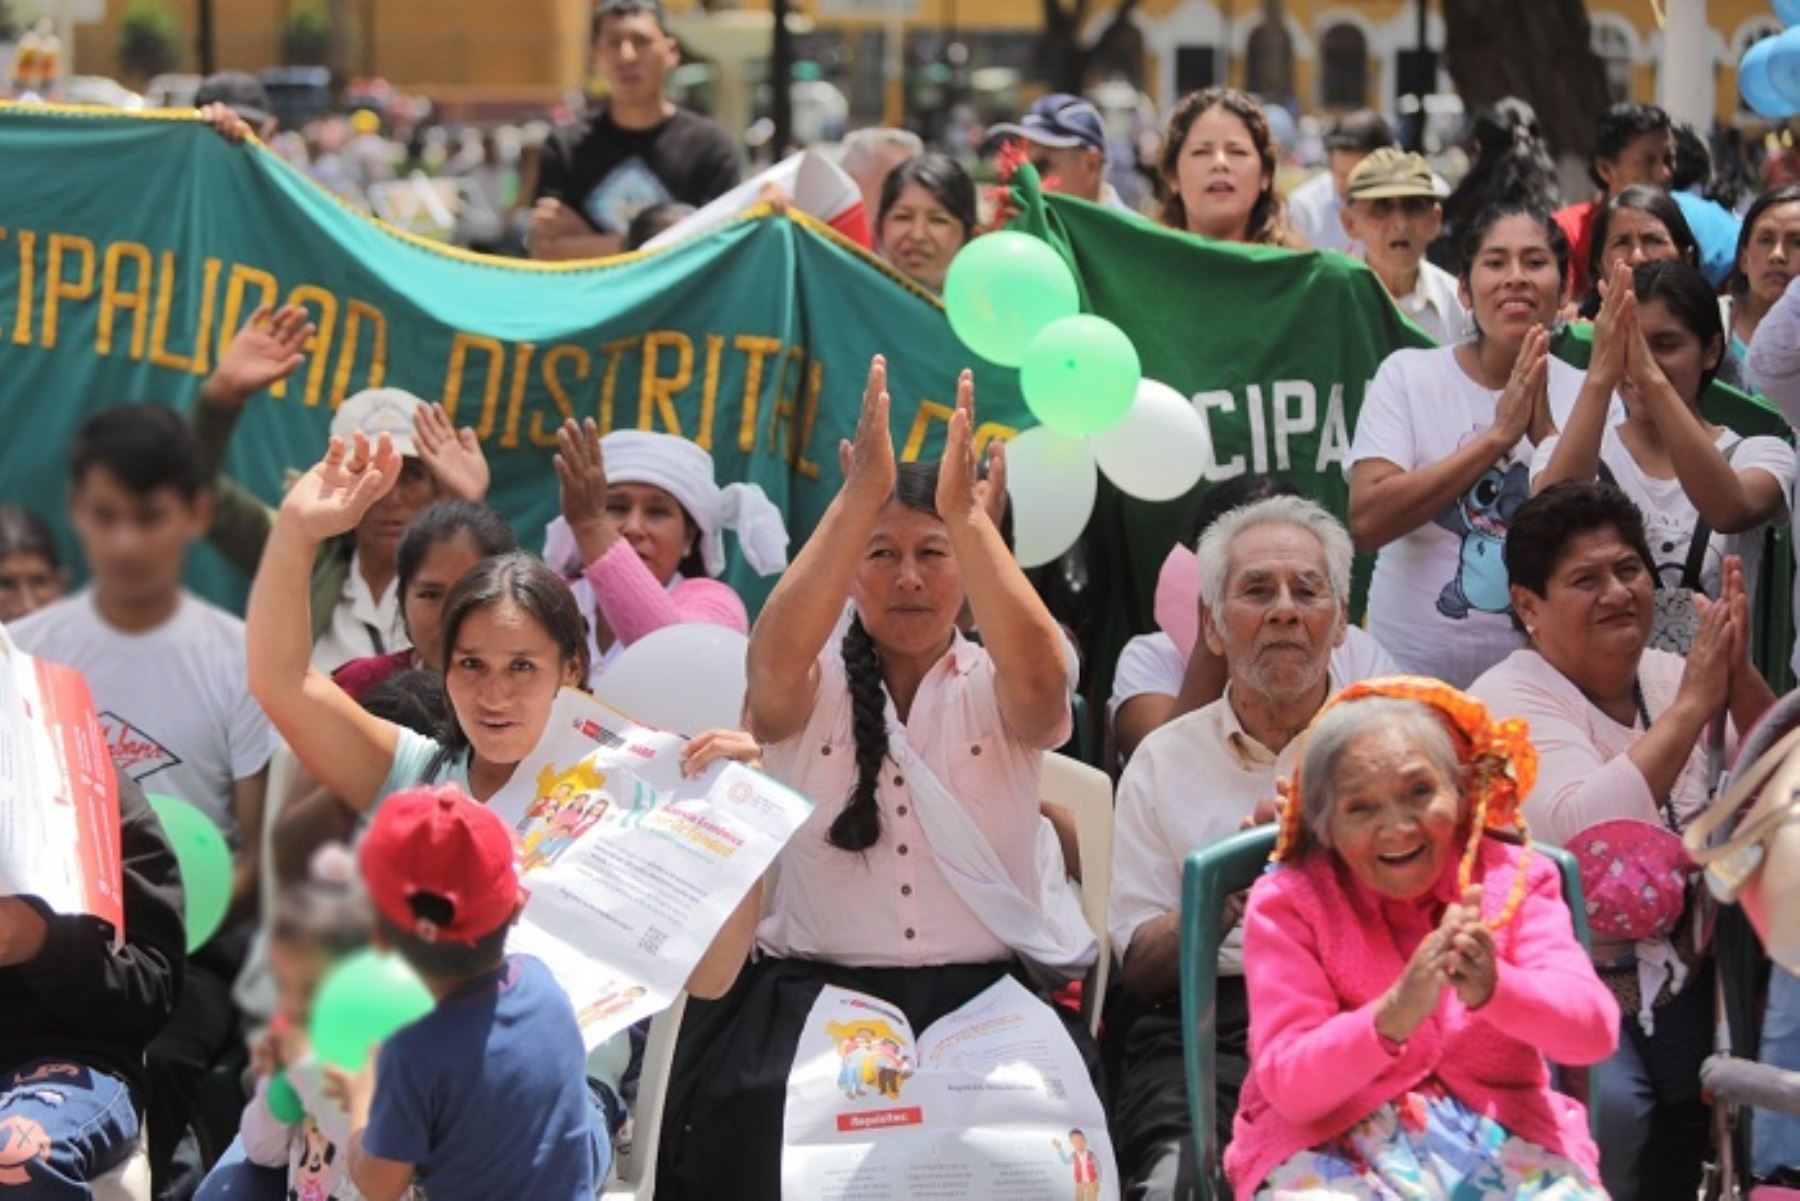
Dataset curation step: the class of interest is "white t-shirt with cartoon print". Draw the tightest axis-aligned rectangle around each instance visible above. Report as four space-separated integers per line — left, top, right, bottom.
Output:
1349 345 1601 688
1530 424 1794 603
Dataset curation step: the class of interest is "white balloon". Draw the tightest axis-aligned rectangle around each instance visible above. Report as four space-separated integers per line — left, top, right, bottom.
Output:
593 623 750 736
1004 426 1098 568
1089 379 1211 501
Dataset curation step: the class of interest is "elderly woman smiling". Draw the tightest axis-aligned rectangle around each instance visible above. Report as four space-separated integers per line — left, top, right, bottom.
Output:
1470 480 1775 1200
1228 678 1618 1199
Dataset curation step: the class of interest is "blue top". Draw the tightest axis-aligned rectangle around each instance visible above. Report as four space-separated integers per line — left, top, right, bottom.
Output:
1672 190 1741 290
364 954 606 1199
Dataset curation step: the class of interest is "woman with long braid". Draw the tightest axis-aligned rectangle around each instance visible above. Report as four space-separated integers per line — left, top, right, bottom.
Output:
658 357 1097 1200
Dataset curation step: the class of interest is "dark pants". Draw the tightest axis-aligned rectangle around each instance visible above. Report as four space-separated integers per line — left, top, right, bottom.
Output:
1109 978 1248 1201
1594 961 1714 1201
148 938 243 1201
0 1057 140 1198
657 957 1103 1201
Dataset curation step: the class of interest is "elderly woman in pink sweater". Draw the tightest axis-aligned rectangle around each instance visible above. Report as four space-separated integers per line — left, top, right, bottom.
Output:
546 419 790 687
1229 677 1619 1198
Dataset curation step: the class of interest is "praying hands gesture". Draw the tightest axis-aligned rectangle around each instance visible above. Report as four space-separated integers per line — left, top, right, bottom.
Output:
1375 885 1496 1043
278 432 403 546
202 304 314 410
838 355 897 508
1588 262 1637 394
1489 325 1551 450
935 370 982 525
412 402 490 502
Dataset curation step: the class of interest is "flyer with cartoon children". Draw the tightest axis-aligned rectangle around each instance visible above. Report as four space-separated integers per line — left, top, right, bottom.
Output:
781 977 1118 1201
487 687 814 1050
0 624 123 937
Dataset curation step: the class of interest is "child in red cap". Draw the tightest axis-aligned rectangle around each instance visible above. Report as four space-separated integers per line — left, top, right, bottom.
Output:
327 784 610 1199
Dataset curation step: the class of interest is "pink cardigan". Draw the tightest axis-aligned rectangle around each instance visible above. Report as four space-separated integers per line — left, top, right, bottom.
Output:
582 539 748 647
1226 839 1619 1195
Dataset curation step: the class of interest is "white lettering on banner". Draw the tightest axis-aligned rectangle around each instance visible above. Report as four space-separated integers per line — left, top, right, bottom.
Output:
1191 381 1358 483
1192 390 1245 480
1271 380 1316 472
1245 384 1269 473
1316 382 1353 475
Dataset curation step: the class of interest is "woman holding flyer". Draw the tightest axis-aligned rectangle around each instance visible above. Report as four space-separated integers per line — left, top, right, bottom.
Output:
659 357 1101 1200
242 430 762 1004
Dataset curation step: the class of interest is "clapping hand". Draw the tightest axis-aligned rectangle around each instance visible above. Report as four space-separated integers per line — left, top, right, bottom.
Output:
1492 325 1550 446
1590 262 1637 393
1440 885 1498 1009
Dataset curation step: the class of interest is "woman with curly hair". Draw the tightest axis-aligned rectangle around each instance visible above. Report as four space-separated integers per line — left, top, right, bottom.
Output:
1157 86 1302 248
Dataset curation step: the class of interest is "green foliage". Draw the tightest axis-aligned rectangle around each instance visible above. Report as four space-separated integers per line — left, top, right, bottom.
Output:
117 0 183 81
281 2 331 66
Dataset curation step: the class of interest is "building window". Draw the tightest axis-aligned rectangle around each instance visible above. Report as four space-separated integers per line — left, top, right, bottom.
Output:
1591 20 1635 105
1176 44 1217 94
1319 24 1368 108
1245 20 1294 104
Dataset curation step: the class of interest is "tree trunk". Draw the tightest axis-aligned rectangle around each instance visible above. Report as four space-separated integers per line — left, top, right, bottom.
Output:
1039 0 1146 94
1442 0 1611 162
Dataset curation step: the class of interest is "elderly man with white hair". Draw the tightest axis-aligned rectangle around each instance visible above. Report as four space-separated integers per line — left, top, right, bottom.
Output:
1106 494 1381 1201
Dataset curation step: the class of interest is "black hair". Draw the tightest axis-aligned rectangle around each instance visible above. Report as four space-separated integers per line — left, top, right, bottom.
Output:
396 501 517 608
1730 184 1800 297
377 895 510 980
1184 474 1303 547
878 153 978 244
1671 122 1712 194
435 553 590 759
1633 258 1726 395
361 669 452 737
69 405 207 499
593 0 668 36
624 202 697 251
270 854 373 960
1434 99 1560 270
829 461 941 853
0 505 59 570
1502 481 1658 632
1581 185 1698 307
1458 200 1569 288
1324 109 1395 155
1588 102 1672 191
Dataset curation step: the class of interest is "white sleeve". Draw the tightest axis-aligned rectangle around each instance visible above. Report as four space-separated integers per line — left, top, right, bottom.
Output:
1107 634 1185 720
1106 746 1178 954
1747 282 1800 427
1733 435 1797 524
238 1078 294 1169
1529 433 1561 484
1347 352 1419 475
1335 626 1399 683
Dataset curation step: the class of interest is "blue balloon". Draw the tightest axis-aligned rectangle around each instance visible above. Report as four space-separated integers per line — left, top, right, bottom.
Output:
1778 0 1800 28
1768 28 1800 112
1742 36 1798 118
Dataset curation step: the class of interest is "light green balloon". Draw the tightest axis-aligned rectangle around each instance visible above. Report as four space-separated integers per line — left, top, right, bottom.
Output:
309 949 435 1072
145 793 232 953
943 232 1080 367
1019 315 1141 436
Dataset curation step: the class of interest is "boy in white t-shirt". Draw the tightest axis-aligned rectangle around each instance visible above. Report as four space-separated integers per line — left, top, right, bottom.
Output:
11 404 274 1193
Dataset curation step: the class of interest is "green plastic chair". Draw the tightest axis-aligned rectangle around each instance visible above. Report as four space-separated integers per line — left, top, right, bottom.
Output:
1177 831 1594 1200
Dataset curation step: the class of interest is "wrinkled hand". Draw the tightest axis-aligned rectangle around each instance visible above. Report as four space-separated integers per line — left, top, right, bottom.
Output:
1440 885 1498 1009
279 432 403 545
1492 325 1549 446
203 304 313 409
199 101 252 143
972 437 1008 532
413 402 489 502
936 370 980 524
1376 918 1449 1043
554 417 612 562
839 355 896 506
681 729 765 777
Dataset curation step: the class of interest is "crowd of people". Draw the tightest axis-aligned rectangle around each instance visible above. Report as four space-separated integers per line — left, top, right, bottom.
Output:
8 0 1800 1199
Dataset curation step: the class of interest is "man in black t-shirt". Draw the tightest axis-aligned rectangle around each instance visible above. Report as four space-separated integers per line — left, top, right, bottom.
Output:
529 0 741 259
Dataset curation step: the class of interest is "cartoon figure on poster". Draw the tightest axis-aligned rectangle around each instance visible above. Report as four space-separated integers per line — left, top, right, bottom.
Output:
291 1120 335 1201
532 790 611 869
516 760 607 872
577 982 649 1029
1053 1129 1102 1201
823 1017 911 1103
1432 444 1528 619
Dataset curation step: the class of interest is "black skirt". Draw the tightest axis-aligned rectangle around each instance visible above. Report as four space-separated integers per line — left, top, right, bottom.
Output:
656 955 1104 1201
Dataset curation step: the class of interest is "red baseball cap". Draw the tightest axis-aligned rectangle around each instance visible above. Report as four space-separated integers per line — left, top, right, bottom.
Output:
358 784 521 945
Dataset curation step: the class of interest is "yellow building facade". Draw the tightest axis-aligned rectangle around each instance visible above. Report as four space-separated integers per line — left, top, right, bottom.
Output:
71 0 1793 126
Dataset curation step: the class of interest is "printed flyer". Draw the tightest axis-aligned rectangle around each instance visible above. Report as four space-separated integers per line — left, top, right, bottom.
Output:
783 977 1117 1200
488 687 813 1049
0 625 122 934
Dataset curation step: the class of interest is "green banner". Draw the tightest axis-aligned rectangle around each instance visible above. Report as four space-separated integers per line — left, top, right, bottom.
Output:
0 106 1023 611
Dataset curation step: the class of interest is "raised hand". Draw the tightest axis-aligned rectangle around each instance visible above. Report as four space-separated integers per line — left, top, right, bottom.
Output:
1589 262 1636 391
840 355 896 506
278 432 403 545
1678 591 1735 723
937 370 980 523
1492 325 1549 447
972 427 1009 532
203 304 314 410
413 401 490 502
554 417 614 565
199 101 252 143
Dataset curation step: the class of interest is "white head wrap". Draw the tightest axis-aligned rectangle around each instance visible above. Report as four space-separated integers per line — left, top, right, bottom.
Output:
590 430 790 577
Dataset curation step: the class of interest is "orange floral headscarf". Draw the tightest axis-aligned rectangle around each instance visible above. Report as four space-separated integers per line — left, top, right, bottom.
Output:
1272 676 1538 931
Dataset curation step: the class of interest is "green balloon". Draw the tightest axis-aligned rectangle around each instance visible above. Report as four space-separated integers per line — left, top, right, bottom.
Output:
1019 315 1142 436
145 793 232 953
943 231 1080 367
267 1069 304 1124
309 949 435 1072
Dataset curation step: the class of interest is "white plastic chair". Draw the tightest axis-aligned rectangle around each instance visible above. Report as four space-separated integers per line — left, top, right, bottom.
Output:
1041 752 1114 1035
90 1124 151 1201
600 992 688 1200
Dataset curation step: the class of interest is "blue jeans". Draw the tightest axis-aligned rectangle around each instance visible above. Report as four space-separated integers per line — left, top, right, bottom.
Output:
192 1136 285 1201
0 1057 140 1199
1755 968 1800 1179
